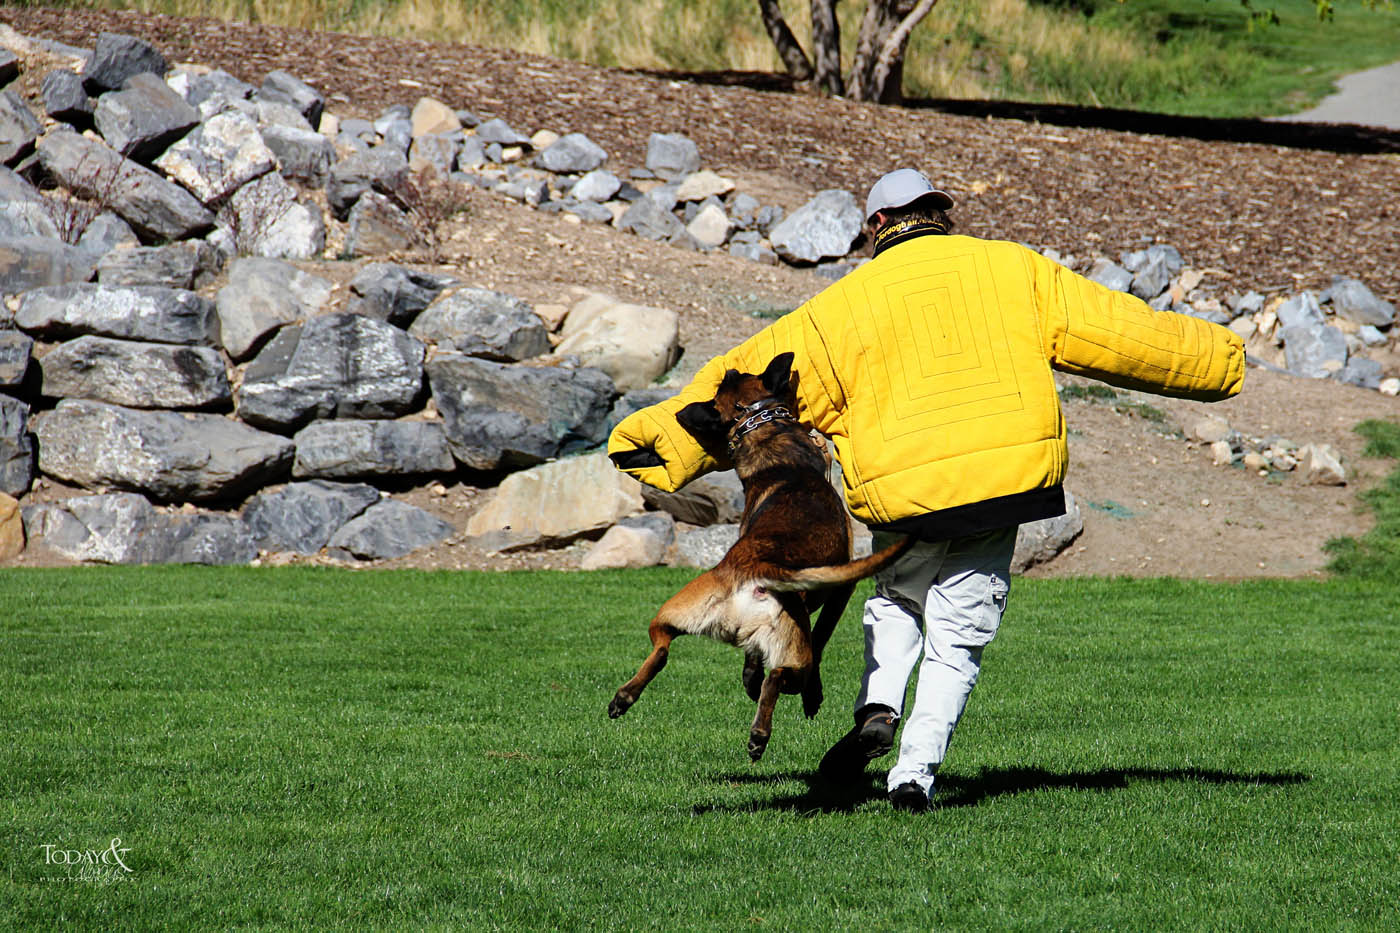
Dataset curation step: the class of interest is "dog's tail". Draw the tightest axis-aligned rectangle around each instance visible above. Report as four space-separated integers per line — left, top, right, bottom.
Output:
760 535 914 592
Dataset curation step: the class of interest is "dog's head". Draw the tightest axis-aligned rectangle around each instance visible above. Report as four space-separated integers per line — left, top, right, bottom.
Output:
675 352 797 458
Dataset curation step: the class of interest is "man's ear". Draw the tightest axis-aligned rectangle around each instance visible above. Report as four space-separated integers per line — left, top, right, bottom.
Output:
760 352 795 396
676 401 723 439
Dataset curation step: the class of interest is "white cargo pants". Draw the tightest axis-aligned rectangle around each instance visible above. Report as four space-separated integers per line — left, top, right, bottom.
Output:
855 526 1016 795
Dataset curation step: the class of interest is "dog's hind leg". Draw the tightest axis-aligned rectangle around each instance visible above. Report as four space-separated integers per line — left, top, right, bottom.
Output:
608 617 678 719
802 582 855 718
748 666 803 761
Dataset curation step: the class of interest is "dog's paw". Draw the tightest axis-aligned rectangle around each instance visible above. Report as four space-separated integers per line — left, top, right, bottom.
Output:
747 729 770 761
608 692 633 719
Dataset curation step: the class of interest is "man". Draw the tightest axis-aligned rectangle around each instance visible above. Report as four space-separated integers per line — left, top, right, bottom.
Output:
608 168 1244 811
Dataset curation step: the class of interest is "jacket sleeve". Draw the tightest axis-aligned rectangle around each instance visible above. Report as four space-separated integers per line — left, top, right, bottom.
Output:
608 309 836 491
1034 251 1246 401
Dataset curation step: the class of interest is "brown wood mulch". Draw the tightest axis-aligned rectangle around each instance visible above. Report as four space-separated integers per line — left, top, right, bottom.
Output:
4 5 1398 304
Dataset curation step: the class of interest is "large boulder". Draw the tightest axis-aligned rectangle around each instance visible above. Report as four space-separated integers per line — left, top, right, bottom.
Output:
645 132 700 180
1011 491 1084 572
327 498 454 560
552 292 680 392
408 288 551 361
292 419 454 479
0 90 43 166
241 480 380 554
260 122 336 186
36 129 215 241
1282 324 1348 379
92 72 200 163
326 146 409 220
15 284 219 345
1326 276 1395 328
215 257 334 359
154 108 275 204
345 262 454 327
0 394 34 497
95 241 221 289
38 336 231 409
258 70 325 129
425 354 616 470
768 190 862 264
0 237 95 297
642 470 745 527
537 132 607 173
0 167 60 239
236 313 426 432
83 32 168 94
0 331 33 389
22 492 256 565
465 451 645 551
33 400 293 501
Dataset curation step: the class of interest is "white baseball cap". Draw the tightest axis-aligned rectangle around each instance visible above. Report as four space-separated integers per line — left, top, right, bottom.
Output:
865 169 954 222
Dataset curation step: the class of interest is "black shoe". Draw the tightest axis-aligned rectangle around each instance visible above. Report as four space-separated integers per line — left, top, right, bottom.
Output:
817 705 897 781
888 781 929 813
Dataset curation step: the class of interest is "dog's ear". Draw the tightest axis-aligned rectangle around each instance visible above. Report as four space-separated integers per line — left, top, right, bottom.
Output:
676 400 724 440
761 352 795 396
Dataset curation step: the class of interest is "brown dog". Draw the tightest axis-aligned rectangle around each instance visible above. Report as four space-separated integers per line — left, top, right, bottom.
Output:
608 352 910 761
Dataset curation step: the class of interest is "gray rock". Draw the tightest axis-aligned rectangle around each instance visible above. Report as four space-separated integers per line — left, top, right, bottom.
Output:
494 176 550 206
292 419 455 479
0 166 60 239
1282 324 1347 379
0 331 33 388
425 353 617 470
38 336 231 409
671 523 739 568
345 262 454 327
570 169 621 202
159 511 259 565
1359 324 1388 347
475 117 530 146
33 399 293 501
83 33 168 94
464 451 643 550
259 123 335 186
457 135 487 168
75 212 139 259
564 200 614 224
23 492 163 564
326 146 409 220
0 49 16 87
256 99 314 133
605 387 677 436
1087 258 1133 293
237 312 426 432
96 241 221 288
16 283 218 345
1340 357 1383 390
642 470 745 526
93 72 200 164
408 131 460 176
408 288 550 361
645 132 700 180
617 194 687 241
0 236 95 297
1147 244 1184 274
1276 292 1325 330
241 479 380 553
619 511 677 549
154 108 274 204
182 69 254 109
537 132 606 173
729 239 779 265
218 172 324 260
0 394 34 497
327 498 454 560
754 204 785 235
344 190 416 258
215 256 333 359
1011 490 1084 572
1130 254 1171 300
258 70 324 129
768 189 862 264
1327 276 1395 328
36 129 215 241
1230 290 1265 315
0 90 43 166
730 192 760 228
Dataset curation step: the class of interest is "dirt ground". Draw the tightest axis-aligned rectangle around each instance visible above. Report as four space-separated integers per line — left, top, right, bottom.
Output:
2 7 1398 580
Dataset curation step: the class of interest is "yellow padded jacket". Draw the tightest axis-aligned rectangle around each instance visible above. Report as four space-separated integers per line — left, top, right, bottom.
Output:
609 233 1245 539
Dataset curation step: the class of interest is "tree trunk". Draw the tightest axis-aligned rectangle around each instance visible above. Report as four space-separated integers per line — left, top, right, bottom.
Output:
810 0 844 97
756 0 813 82
849 0 939 104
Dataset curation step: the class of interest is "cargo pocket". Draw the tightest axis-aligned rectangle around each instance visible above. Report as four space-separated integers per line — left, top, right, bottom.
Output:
977 572 1010 638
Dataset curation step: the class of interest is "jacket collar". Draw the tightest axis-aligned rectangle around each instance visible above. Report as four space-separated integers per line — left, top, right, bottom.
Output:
872 216 950 257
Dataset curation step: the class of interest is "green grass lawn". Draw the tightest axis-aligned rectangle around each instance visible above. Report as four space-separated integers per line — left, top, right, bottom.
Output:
2 568 1397 929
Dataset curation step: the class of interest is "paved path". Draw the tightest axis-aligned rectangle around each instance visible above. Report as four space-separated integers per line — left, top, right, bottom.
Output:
1271 61 1400 130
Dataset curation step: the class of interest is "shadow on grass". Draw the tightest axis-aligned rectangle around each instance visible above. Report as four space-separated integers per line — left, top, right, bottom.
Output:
693 765 1310 816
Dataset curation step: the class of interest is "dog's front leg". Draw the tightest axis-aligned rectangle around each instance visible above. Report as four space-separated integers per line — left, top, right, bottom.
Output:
747 669 784 760
608 618 677 719
741 650 764 703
